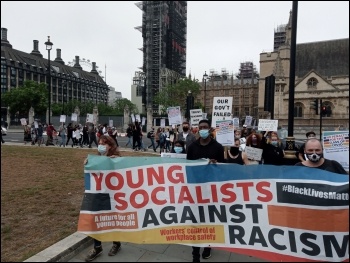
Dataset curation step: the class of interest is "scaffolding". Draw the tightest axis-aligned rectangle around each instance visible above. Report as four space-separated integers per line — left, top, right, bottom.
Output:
135 1 187 115
274 24 287 51
236 62 259 80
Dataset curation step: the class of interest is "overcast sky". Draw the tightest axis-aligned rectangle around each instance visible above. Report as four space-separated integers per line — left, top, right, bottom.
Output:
1 1 349 100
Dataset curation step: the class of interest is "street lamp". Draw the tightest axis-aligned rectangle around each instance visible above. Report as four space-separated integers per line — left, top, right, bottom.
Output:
186 90 194 121
45 36 53 124
203 71 208 113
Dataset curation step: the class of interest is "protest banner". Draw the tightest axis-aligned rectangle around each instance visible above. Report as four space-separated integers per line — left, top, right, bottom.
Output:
78 156 349 262
245 146 263 161
167 106 182 125
60 115 66 123
71 113 78 122
20 118 27 126
211 97 233 128
258 119 278 131
190 109 203 127
86 114 94 123
215 119 234 146
244 116 253 127
322 130 349 172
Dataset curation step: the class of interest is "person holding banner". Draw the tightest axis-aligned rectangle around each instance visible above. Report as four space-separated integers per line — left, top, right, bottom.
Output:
295 138 348 174
84 135 122 261
186 119 225 262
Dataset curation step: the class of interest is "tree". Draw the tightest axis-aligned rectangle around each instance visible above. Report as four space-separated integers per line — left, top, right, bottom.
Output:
114 98 138 114
153 78 201 115
1 80 48 116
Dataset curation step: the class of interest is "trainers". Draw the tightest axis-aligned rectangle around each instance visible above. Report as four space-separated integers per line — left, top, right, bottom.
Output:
202 247 211 259
108 242 121 256
85 246 103 262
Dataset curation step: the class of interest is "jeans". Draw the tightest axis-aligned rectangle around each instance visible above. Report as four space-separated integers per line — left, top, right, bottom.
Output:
148 138 156 151
126 136 132 148
60 134 66 146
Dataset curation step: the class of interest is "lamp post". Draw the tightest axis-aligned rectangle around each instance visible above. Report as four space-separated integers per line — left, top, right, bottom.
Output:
45 36 53 124
186 90 194 121
203 71 208 113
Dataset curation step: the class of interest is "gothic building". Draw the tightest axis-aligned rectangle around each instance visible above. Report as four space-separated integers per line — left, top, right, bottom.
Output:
258 12 349 131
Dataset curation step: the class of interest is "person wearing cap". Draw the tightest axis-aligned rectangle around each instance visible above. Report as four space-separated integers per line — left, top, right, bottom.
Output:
241 125 250 138
298 131 316 162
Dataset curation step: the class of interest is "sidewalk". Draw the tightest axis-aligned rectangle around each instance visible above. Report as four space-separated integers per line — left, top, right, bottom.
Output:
24 231 265 262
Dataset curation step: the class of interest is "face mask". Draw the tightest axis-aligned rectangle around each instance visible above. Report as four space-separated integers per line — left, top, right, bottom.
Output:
307 153 322 163
230 147 240 156
271 141 278 146
174 147 183 153
182 127 189 132
199 129 209 139
252 138 257 144
98 145 107 154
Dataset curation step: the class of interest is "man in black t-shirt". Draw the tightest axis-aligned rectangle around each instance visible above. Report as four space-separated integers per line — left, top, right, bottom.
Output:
295 138 347 174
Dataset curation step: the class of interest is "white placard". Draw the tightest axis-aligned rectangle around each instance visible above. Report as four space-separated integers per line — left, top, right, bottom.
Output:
202 113 207 120
160 119 166 128
161 153 187 159
131 114 135 123
215 119 235 146
34 121 38 128
190 109 203 127
167 106 182 125
232 118 240 129
322 131 349 172
245 146 263 161
109 119 113 127
86 113 94 123
141 117 146 126
20 118 27 126
244 116 253 127
71 113 78 122
211 97 233 128
258 119 278 131
135 114 141 122
60 115 66 123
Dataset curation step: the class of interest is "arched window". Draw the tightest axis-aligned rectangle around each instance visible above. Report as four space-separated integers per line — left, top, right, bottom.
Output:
294 103 303 118
307 77 318 89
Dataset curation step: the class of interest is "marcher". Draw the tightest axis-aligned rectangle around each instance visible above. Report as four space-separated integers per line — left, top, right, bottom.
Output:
147 127 156 152
125 124 133 148
84 135 122 261
226 138 249 165
58 123 67 147
132 122 142 151
37 123 44 146
46 123 57 146
186 119 225 262
88 123 98 148
262 131 284 165
298 131 317 161
23 125 32 145
177 121 196 152
295 138 348 174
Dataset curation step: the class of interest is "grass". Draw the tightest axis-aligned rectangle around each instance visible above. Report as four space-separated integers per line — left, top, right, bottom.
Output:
0 145 155 262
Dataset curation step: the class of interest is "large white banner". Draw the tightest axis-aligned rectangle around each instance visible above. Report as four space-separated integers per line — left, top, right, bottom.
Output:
211 97 233 128
322 130 349 172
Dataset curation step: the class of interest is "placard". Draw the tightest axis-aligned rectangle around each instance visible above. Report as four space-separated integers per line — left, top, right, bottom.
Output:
160 119 166 128
190 109 203 127
215 119 234 146
60 115 66 123
135 114 141 122
34 121 38 128
167 106 182 125
232 117 240 129
71 113 78 122
20 118 27 126
86 114 94 123
109 119 113 127
258 119 278 131
211 97 233 128
245 146 263 161
244 116 252 127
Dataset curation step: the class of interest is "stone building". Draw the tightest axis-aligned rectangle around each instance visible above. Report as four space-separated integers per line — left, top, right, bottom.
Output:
258 13 349 132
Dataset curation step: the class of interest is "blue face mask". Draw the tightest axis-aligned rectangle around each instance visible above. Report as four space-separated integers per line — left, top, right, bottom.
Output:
174 146 183 153
271 141 278 146
98 145 107 154
199 129 210 139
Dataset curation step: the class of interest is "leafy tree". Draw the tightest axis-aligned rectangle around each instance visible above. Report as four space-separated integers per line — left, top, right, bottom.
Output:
1 80 48 116
153 78 201 115
114 98 138 114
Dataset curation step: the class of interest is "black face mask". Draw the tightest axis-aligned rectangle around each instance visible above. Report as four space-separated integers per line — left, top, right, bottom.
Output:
183 127 189 132
230 147 240 156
